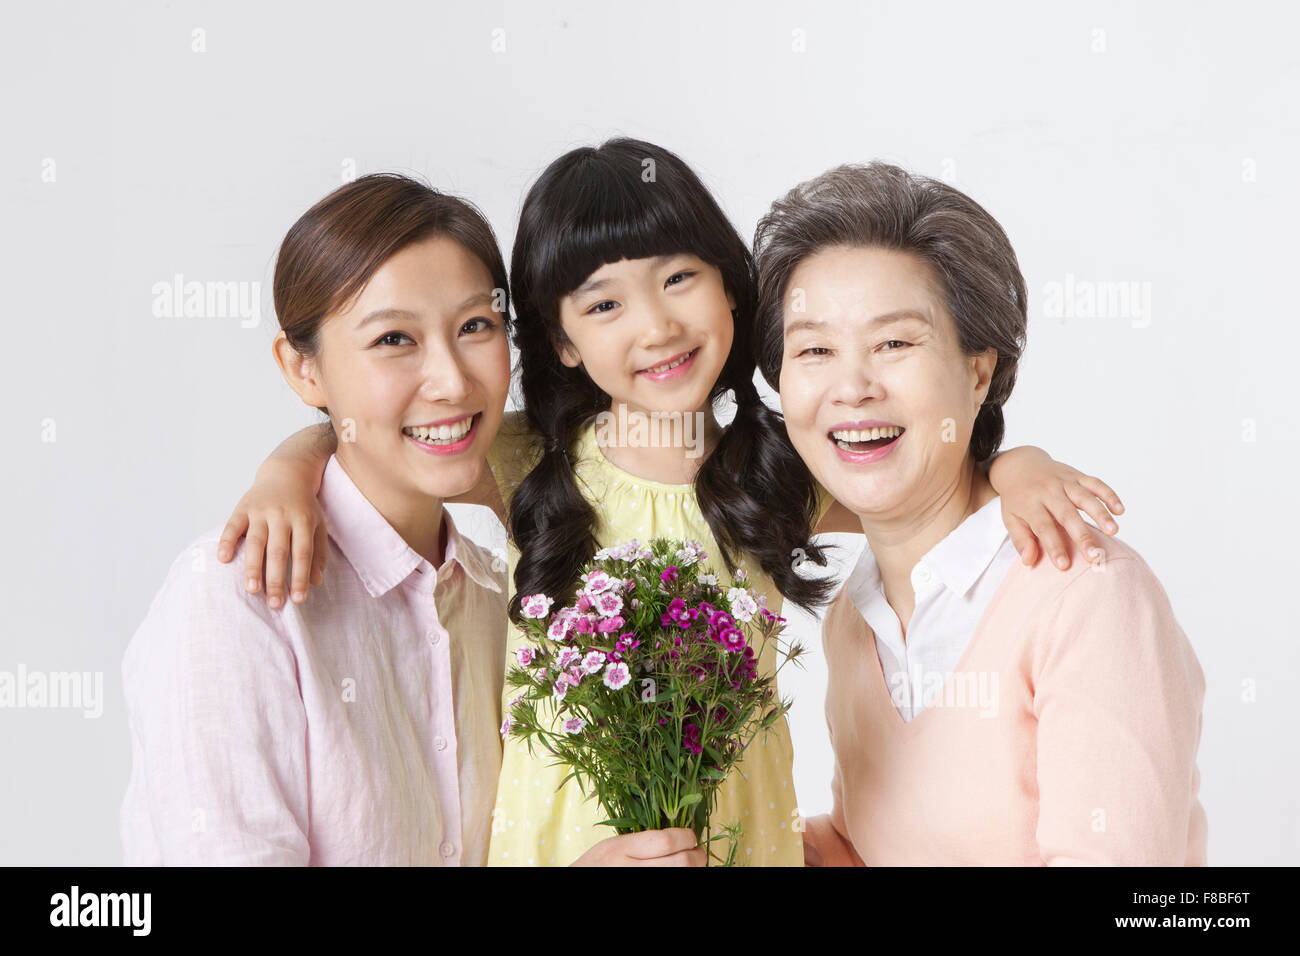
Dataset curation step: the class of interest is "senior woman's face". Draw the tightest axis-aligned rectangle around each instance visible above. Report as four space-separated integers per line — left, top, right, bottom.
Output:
778 245 995 518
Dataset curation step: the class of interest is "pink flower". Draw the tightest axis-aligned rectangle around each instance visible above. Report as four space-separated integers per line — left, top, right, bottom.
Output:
595 614 625 633
603 661 632 690
562 716 586 735
516 646 535 666
553 675 570 700
581 570 614 594
548 608 579 642
521 593 554 619
582 650 606 674
555 646 581 669
595 592 624 618
500 715 514 737
576 594 593 613
660 566 679 584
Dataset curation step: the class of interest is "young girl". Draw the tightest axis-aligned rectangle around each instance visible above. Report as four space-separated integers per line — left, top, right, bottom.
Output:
221 140 1124 866
121 173 515 865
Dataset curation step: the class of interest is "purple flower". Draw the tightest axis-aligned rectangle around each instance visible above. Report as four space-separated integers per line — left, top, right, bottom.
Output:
683 722 703 755
661 598 696 629
719 626 746 653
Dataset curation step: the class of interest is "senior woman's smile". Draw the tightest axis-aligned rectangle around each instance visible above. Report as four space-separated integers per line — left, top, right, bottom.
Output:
777 244 994 517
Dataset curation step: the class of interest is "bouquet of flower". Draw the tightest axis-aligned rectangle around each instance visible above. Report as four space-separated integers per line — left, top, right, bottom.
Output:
502 537 804 865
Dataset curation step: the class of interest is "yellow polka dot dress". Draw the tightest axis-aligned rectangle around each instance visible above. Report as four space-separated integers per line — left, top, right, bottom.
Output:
485 411 828 866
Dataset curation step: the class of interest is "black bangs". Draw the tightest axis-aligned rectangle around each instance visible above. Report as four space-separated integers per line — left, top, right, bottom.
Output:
514 138 756 325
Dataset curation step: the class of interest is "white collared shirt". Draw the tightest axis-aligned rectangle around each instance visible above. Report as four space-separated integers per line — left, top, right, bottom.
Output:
839 495 1019 722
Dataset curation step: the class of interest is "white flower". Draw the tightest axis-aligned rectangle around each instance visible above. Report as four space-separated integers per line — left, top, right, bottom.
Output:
555 646 581 669
727 587 759 623
521 593 554 619
602 661 632 690
698 573 718 587
582 650 607 674
516 646 535 666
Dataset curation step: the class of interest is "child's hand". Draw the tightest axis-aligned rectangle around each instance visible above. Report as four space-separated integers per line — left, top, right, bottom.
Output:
571 829 706 867
217 471 327 609
990 447 1124 571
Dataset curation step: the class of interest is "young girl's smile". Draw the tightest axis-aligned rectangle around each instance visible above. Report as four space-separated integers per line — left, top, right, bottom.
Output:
556 252 735 420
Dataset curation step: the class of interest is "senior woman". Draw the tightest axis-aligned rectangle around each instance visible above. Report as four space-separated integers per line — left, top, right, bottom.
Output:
754 162 1208 865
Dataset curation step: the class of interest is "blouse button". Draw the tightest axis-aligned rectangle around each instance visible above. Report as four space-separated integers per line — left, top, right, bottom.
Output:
434 736 448 751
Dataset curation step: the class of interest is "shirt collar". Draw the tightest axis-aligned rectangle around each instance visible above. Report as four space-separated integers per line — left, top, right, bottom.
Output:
319 455 502 598
841 494 1010 617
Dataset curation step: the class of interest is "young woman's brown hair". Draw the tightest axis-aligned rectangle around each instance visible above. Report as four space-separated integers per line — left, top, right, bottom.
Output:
274 172 511 409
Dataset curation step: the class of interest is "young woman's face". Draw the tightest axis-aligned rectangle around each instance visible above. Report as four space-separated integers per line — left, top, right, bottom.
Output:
555 253 736 417
287 235 511 503
778 245 995 520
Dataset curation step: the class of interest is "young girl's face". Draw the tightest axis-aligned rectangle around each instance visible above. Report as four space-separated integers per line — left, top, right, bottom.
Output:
556 253 736 418
282 235 511 505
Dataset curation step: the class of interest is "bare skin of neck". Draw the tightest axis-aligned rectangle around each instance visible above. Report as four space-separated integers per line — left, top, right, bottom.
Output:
860 458 997 641
594 403 725 485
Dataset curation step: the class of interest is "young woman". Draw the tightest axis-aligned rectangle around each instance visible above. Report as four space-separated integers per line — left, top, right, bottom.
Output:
121 173 516 865
220 140 1125 866
754 162 1207 865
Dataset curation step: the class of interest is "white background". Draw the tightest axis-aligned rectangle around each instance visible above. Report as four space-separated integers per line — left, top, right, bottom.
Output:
2 0 1296 865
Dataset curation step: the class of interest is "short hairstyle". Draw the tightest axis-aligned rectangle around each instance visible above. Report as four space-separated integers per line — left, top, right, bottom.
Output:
753 162 1028 464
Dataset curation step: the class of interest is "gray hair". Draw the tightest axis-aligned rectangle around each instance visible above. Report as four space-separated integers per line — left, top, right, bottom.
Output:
753 162 1027 464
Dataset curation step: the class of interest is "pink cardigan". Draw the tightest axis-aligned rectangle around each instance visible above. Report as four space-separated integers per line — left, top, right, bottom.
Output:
807 532 1208 866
